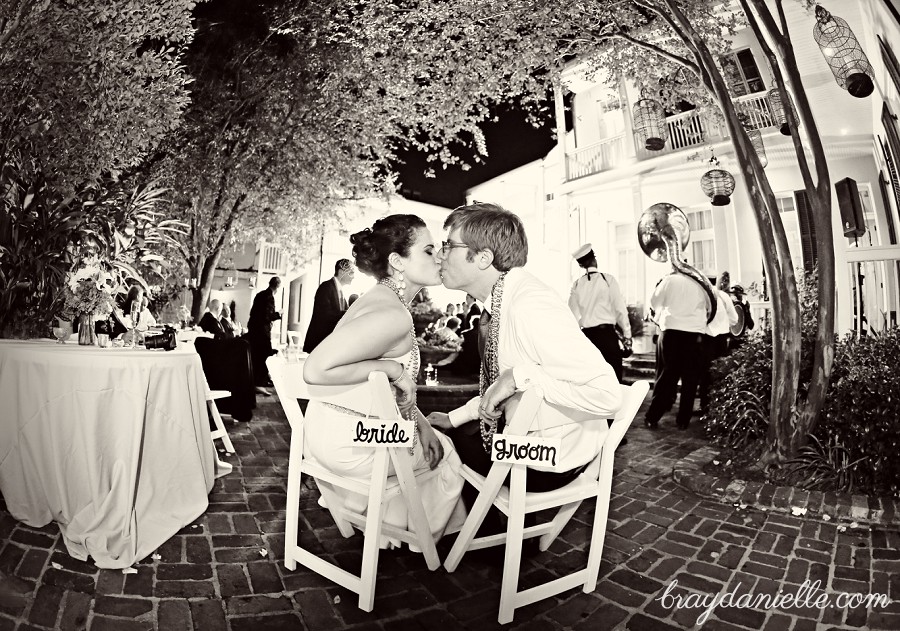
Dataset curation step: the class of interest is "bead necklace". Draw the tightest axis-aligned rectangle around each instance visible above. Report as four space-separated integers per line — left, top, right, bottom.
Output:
378 276 419 455
480 272 507 453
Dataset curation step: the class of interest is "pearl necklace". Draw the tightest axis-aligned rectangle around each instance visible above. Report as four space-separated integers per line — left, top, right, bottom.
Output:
480 272 507 453
378 277 419 456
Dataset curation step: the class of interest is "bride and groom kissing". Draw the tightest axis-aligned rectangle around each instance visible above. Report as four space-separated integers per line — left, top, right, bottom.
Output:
301 202 623 543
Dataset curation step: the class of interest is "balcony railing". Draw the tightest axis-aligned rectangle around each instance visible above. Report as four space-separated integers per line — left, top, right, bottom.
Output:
567 91 779 181
567 134 627 180
259 242 285 274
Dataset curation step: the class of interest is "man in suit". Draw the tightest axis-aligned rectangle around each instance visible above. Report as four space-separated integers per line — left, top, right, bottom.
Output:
303 259 355 353
247 276 282 392
198 299 227 340
457 293 482 331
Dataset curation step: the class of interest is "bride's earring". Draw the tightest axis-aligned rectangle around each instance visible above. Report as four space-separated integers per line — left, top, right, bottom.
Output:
397 271 406 291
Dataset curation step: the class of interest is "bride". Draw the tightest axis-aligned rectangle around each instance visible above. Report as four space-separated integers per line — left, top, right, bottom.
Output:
302 214 465 542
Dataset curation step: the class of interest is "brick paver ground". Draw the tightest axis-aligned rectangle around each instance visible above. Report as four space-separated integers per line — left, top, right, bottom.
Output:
1 394 898 630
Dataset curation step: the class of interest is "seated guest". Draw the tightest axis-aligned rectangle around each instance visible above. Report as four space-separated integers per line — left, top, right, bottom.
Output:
199 299 228 340
220 303 237 339
140 296 157 327
194 335 256 422
433 316 463 347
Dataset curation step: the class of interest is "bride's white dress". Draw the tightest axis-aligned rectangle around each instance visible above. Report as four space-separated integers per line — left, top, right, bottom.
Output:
303 350 466 546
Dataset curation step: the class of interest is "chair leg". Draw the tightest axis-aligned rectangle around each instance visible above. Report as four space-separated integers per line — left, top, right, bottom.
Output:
444 463 511 572
539 500 583 551
208 400 236 453
498 466 527 625
584 477 613 593
390 449 440 570
357 449 390 612
284 434 302 571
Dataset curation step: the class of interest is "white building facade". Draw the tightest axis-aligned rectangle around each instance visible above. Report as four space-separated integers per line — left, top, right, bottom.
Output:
468 0 900 336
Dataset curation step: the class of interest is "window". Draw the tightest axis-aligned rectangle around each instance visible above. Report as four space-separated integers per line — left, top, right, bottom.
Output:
686 209 712 230
776 196 796 213
690 240 716 276
614 224 639 304
721 48 765 96
684 208 715 275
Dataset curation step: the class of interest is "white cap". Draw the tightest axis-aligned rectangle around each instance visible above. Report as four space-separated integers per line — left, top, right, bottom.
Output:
572 243 593 259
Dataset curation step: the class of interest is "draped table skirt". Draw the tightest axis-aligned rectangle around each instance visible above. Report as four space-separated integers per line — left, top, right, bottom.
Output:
0 340 217 568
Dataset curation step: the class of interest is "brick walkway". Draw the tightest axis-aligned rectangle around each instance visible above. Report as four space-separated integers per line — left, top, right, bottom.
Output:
1 395 899 630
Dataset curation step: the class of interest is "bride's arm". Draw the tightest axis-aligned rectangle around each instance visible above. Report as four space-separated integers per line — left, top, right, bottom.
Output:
303 308 409 386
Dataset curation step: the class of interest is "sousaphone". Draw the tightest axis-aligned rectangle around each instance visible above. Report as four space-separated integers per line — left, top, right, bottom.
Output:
638 202 717 324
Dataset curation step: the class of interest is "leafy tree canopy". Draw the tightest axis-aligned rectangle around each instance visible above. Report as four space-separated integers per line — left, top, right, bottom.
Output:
0 0 198 190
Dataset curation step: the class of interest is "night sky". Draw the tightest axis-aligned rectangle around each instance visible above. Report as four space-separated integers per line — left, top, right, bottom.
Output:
393 102 557 208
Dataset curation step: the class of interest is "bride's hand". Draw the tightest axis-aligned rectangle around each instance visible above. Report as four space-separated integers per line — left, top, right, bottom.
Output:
417 416 445 470
391 370 416 417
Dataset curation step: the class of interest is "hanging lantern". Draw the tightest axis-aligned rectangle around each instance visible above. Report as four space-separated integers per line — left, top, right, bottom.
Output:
746 128 768 168
767 87 796 135
700 151 735 206
738 113 768 168
813 4 874 98
632 98 669 151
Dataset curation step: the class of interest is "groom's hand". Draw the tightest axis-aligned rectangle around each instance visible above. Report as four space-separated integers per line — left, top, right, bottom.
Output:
426 411 453 430
480 369 516 420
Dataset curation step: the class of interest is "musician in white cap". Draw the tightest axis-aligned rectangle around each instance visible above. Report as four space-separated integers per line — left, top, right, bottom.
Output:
568 243 632 383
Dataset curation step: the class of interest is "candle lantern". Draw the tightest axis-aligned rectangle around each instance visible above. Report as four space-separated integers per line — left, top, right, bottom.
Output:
633 98 669 151
813 4 874 98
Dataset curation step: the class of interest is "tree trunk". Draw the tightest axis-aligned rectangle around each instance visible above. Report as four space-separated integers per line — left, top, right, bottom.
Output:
191 250 222 322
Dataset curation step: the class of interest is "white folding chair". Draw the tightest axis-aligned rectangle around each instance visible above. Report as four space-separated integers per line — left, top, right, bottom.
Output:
444 381 650 624
286 330 303 348
201 375 235 477
267 355 441 612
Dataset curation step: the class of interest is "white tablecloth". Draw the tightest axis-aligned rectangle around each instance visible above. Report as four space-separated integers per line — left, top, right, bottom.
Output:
0 340 217 568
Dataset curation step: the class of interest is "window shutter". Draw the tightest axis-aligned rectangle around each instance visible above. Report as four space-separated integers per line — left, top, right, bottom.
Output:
794 190 817 273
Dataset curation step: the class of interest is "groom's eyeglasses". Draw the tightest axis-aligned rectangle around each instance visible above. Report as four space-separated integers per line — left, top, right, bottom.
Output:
441 240 470 255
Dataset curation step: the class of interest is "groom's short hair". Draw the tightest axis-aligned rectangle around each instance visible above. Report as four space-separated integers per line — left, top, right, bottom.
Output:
444 202 527 271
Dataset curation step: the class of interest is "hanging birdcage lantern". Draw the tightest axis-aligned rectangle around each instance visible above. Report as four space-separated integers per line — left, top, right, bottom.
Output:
700 151 735 206
767 87 796 136
633 98 669 151
745 128 768 168
738 113 768 168
813 4 874 98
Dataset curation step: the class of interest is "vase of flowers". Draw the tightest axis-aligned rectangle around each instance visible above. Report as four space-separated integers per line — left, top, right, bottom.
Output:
61 256 119 346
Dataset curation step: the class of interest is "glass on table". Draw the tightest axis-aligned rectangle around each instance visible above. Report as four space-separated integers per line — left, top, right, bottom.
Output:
52 323 70 344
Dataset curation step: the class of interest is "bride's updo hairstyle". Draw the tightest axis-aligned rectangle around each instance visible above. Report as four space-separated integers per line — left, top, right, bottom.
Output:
350 214 426 279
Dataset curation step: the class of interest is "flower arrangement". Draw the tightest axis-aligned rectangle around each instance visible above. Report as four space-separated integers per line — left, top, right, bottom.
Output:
60 256 120 320
417 327 463 352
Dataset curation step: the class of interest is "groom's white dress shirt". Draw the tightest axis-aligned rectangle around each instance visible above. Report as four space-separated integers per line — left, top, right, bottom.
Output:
447 267 622 472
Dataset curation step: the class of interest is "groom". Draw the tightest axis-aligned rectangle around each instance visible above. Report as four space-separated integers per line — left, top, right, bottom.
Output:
428 203 622 516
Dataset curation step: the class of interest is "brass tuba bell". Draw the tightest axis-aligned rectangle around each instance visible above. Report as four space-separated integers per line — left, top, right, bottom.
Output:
637 202 717 323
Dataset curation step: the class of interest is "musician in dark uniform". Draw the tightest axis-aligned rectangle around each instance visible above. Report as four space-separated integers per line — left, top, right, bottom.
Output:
568 243 632 383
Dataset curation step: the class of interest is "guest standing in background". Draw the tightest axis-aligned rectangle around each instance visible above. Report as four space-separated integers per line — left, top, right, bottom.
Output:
303 259 354 353
247 276 282 393
568 243 632 383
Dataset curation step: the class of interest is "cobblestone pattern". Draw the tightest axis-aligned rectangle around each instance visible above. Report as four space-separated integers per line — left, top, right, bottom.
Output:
1 397 899 630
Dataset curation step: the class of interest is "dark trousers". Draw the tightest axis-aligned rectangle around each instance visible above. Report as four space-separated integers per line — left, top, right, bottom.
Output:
699 334 729 411
446 422 584 533
194 337 257 422
645 329 707 427
582 324 623 383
